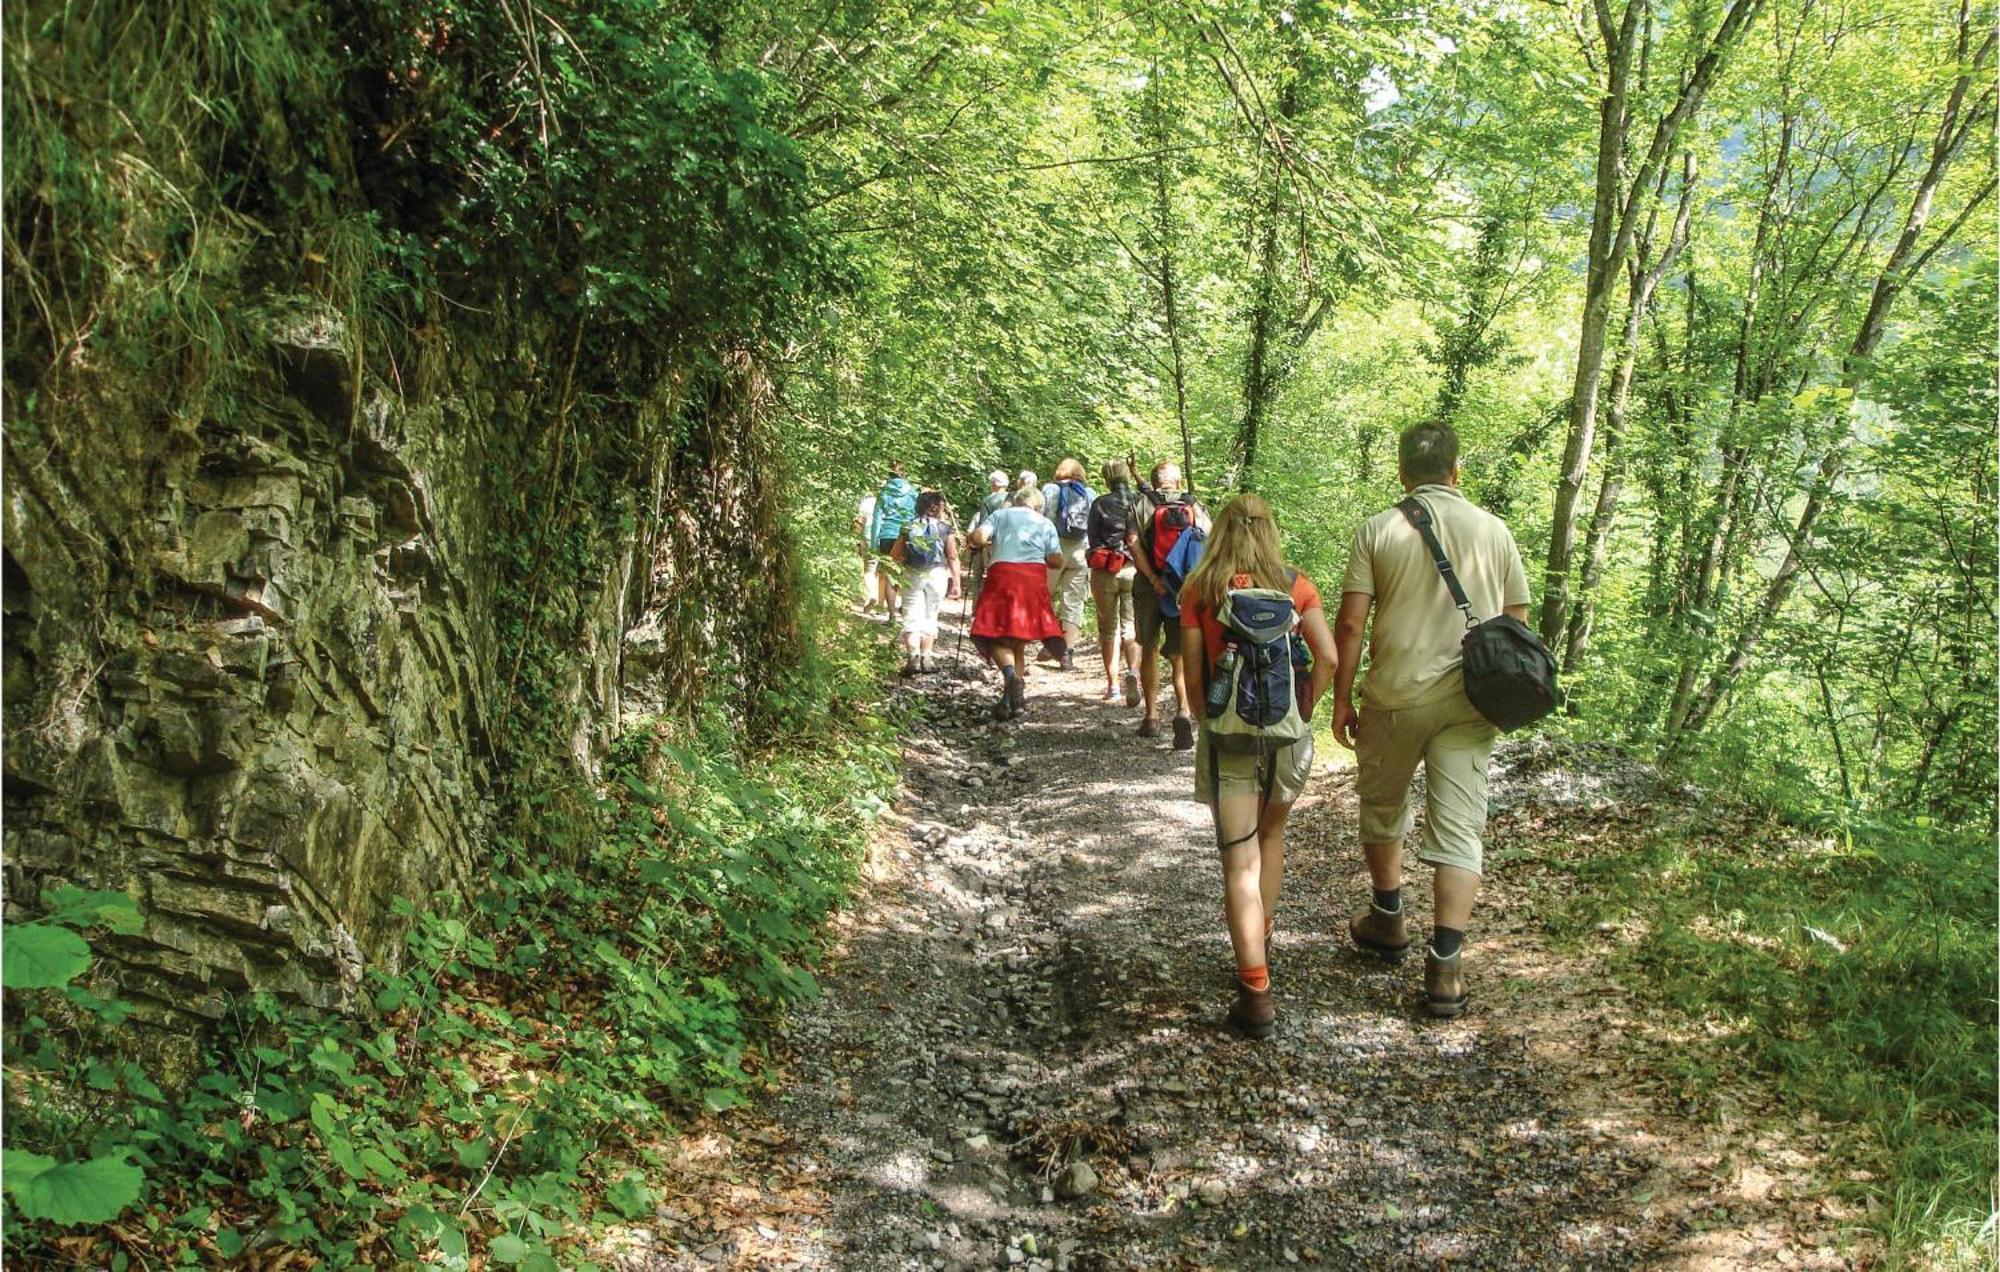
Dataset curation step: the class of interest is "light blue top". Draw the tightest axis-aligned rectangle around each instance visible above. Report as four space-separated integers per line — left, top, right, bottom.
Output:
985 506 1060 564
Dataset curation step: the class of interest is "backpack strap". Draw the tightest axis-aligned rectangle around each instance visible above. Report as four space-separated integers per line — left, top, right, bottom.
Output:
1397 498 1478 630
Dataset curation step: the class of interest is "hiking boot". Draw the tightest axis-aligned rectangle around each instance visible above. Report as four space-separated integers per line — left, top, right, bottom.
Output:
899 660 919 678
1137 717 1160 739
1226 983 1276 1040
1060 652 1076 673
1425 948 1467 1019
1005 674 1027 718
992 690 1012 721
1348 903 1410 961
1122 670 1141 708
1171 715 1194 751
1102 686 1123 704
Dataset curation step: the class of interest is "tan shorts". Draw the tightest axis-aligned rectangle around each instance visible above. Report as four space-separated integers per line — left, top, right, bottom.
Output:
1195 728 1314 807
1355 693 1499 875
1133 580 1178 655
1091 565 1136 643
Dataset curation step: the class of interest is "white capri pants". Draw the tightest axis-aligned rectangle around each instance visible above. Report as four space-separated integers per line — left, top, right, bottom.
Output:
901 566 949 639
1047 536 1089 630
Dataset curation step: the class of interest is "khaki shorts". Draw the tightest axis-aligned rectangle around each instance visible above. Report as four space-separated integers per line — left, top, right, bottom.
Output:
1355 693 1500 875
1132 580 1179 655
1195 728 1314 807
1091 565 1136 643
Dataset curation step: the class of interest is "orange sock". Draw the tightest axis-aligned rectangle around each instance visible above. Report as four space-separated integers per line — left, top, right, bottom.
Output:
1237 965 1269 992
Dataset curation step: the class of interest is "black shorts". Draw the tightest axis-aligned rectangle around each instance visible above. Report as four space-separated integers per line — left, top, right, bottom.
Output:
874 537 898 556
1132 580 1182 655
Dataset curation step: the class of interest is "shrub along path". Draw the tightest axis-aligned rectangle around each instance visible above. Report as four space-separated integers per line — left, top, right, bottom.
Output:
598 613 1868 1270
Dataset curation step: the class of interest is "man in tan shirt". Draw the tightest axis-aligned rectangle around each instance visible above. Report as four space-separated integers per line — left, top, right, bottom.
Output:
1331 423 1530 1018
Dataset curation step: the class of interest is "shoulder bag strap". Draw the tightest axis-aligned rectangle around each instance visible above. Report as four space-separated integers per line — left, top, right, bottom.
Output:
1396 498 1478 630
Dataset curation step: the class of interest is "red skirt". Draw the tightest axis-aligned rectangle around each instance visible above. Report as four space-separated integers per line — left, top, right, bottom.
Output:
971 561 1067 659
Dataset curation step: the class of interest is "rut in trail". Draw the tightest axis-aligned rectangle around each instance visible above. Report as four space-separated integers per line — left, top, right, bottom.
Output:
627 617 1856 1271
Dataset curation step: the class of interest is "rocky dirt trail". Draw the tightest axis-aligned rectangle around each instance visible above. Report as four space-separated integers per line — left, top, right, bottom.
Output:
605 615 1866 1271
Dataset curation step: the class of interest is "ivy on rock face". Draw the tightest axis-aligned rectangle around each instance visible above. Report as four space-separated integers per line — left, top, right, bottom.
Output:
0 639 898 1266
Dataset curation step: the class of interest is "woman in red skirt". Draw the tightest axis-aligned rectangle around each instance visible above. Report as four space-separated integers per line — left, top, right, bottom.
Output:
966 487 1067 719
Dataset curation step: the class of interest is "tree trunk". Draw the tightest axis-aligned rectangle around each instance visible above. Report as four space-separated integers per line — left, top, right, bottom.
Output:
1429 216 1511 429
1815 659 1856 807
1148 61 1195 489
1675 33 1994 737
1236 177 1283 491
1542 0 1768 646
1540 0 1639 644
1564 153 1697 674
1662 111 1795 737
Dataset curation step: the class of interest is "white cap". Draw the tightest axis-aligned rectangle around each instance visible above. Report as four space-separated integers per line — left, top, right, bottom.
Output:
987 469 1007 487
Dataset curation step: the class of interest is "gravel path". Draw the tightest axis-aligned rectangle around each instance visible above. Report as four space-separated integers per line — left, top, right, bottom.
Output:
606 615 1862 1271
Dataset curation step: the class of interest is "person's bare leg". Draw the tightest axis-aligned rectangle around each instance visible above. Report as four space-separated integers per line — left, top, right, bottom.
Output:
1363 840 1403 893
1257 799 1292 934
1139 644 1161 725
1168 653 1192 720
1216 792 1267 971
1433 865 1479 933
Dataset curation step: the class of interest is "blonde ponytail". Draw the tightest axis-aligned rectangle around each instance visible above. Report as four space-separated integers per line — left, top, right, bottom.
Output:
1181 495 1290 611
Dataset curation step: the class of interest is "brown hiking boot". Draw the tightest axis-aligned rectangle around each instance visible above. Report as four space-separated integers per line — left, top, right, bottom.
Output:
1226 983 1276 1040
1424 948 1467 1019
1348 904 1410 961
1137 717 1160 739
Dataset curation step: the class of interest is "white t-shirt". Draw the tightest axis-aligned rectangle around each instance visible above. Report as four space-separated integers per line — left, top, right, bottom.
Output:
856 494 877 546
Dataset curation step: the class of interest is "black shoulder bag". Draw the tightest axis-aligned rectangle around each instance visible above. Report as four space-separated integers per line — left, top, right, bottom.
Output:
1396 498 1560 732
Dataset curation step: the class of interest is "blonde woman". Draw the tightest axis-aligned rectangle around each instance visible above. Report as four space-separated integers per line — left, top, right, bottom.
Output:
1178 495 1337 1040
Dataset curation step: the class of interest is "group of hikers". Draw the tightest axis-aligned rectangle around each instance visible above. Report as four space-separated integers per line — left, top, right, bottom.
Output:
851 423 1537 1037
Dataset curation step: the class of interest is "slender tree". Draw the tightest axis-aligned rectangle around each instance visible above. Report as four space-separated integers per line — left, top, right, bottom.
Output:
1539 0 1769 647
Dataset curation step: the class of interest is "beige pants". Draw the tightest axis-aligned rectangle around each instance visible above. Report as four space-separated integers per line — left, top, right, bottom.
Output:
1090 565 1136 643
1047 536 1089 630
1355 692 1499 875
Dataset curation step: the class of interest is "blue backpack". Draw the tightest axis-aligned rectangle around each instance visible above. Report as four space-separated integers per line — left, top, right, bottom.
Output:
1204 586 1311 752
1156 524 1206 619
902 516 950 568
1053 480 1093 539
872 476 917 543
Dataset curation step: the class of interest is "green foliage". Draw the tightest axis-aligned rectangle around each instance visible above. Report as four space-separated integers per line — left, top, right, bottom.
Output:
1 925 92 991
1 1151 145 1227
1550 815 1997 1266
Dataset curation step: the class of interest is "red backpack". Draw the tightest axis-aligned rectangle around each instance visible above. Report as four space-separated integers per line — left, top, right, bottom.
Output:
1149 499 1196 572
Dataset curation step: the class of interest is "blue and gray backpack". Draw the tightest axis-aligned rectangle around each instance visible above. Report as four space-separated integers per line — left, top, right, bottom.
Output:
1204 585 1311 757
902 516 951 568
